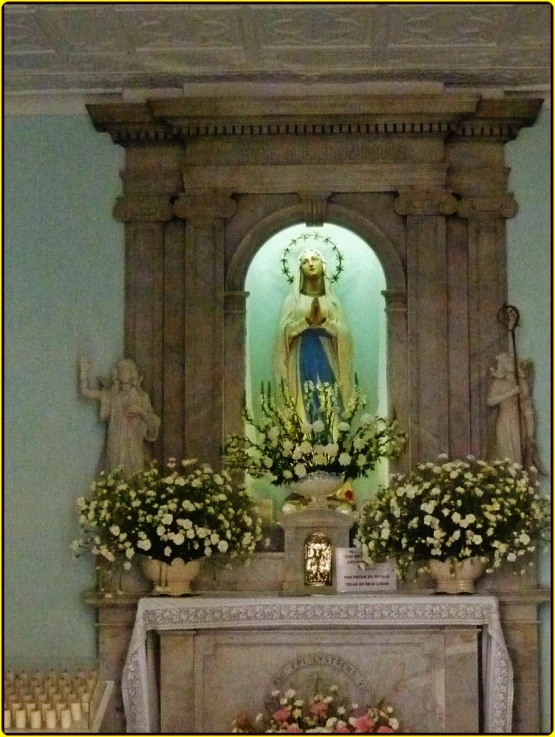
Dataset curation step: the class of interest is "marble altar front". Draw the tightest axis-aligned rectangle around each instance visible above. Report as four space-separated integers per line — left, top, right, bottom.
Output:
121 595 512 734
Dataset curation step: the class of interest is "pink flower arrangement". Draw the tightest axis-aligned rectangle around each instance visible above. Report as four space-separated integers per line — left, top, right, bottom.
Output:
232 685 400 734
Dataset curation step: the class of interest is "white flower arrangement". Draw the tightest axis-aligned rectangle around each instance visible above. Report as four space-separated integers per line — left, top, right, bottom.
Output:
355 456 550 580
223 382 406 487
72 459 262 570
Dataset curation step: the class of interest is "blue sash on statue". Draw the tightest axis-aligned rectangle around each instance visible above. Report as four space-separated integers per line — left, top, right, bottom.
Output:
299 328 337 421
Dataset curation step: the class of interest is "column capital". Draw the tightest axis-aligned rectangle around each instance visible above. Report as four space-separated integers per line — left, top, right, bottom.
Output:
457 195 518 219
173 191 236 220
382 289 407 312
224 291 249 314
394 188 457 216
113 194 174 223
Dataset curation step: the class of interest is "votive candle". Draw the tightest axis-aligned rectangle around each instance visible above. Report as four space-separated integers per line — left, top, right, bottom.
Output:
3 709 11 729
45 709 57 729
30 709 42 729
70 701 82 722
60 709 72 729
14 709 26 729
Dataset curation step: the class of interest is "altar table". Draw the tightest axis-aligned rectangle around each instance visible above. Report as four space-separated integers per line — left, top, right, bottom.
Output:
122 594 513 733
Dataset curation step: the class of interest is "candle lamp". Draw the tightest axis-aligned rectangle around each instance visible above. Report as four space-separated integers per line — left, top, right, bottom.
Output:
70 701 82 722
45 709 57 729
14 708 26 729
30 709 42 729
60 709 72 729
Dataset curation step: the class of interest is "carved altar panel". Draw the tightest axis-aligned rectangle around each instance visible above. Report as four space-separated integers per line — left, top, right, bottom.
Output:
184 629 472 733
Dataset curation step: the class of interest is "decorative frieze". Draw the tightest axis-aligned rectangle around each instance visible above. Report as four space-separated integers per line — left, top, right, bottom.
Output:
113 194 174 223
173 191 237 221
394 188 457 216
181 164 447 194
457 195 518 219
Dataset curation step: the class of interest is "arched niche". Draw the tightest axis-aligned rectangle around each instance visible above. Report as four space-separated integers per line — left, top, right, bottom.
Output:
223 205 409 497
243 222 390 509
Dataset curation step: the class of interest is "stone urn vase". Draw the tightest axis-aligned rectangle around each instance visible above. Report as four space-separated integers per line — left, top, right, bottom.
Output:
428 558 486 594
289 471 344 508
141 557 201 596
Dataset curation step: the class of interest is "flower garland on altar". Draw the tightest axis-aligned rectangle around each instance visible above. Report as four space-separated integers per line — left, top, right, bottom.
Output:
223 382 406 487
232 685 401 733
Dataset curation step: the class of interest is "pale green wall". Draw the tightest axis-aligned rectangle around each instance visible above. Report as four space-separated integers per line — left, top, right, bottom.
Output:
4 116 124 664
506 107 552 732
4 109 551 725
245 224 387 509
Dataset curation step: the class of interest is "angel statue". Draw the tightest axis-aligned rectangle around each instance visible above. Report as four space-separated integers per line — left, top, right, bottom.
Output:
487 352 546 474
79 357 160 477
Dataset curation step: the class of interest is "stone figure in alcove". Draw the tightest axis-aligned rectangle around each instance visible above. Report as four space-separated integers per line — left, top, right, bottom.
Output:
275 248 353 422
487 352 546 473
79 357 160 477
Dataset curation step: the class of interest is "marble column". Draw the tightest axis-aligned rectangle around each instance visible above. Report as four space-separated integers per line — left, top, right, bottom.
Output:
456 195 516 459
447 137 517 459
224 291 249 438
114 193 174 462
173 191 237 467
113 144 185 462
382 289 409 472
394 188 457 462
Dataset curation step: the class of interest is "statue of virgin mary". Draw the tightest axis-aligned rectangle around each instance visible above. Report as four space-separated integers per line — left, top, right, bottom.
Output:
275 248 353 421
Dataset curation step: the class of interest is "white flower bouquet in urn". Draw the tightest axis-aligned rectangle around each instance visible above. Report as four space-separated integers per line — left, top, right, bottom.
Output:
355 456 550 585
72 459 262 593
223 381 406 504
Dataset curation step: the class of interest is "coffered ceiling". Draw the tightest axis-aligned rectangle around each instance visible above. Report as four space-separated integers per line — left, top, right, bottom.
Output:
4 2 552 99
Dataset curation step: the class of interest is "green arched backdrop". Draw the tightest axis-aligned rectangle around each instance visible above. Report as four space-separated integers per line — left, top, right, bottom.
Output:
245 223 387 512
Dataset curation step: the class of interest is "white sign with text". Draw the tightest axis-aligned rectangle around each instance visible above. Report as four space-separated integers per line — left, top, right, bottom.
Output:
335 548 397 593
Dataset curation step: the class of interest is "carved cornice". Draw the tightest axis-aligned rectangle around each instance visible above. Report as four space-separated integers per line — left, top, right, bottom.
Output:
113 194 174 223
173 191 237 220
449 98 544 143
85 103 176 146
297 191 331 226
394 188 457 216
87 95 543 147
457 195 518 219
150 95 479 139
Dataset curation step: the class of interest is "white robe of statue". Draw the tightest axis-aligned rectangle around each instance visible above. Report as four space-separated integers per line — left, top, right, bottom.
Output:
79 357 160 476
